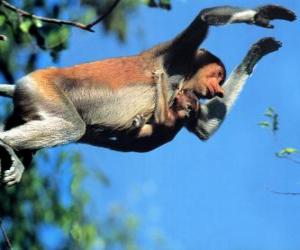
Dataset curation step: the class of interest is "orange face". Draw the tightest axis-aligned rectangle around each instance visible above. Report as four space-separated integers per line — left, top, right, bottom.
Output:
189 63 225 99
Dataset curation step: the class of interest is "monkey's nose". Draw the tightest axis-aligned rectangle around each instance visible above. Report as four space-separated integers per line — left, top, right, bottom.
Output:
217 92 224 98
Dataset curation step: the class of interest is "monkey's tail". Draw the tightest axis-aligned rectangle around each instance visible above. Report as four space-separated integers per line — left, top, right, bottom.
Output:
0 84 15 98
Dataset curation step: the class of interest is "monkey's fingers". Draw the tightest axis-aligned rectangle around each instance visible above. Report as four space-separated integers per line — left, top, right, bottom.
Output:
253 37 282 54
132 115 146 129
254 5 297 28
242 37 282 75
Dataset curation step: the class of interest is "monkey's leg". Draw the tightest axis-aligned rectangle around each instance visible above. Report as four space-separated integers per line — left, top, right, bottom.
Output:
0 79 86 186
0 116 85 186
1 118 85 150
186 37 281 140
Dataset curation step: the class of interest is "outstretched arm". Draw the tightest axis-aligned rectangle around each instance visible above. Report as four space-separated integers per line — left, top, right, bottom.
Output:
163 5 295 69
185 37 282 140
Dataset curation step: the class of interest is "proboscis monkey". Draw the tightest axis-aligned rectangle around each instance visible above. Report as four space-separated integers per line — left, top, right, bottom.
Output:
0 5 296 186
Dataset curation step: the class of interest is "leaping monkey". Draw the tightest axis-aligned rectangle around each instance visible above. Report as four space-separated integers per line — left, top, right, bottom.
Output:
0 4 296 186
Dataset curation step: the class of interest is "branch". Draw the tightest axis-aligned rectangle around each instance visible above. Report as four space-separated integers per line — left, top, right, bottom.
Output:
283 156 300 165
267 188 300 196
0 218 12 250
85 0 122 30
0 0 122 32
0 34 7 41
270 190 300 196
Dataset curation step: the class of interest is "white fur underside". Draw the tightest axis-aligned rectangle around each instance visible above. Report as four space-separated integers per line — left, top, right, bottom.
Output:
80 84 156 131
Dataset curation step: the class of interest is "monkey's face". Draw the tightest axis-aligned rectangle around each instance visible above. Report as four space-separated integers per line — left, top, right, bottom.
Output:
193 63 225 99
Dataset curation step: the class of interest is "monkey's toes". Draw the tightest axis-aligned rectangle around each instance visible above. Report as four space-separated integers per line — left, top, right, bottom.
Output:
0 139 25 187
2 164 24 187
243 37 282 75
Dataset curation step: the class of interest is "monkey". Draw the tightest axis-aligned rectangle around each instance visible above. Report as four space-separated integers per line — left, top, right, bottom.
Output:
0 5 296 186
93 37 284 152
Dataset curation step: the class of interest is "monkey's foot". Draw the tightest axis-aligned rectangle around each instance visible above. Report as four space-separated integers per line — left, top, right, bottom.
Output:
0 140 24 187
254 5 297 28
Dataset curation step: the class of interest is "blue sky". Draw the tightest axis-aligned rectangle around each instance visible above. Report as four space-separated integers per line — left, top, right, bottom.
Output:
42 0 300 249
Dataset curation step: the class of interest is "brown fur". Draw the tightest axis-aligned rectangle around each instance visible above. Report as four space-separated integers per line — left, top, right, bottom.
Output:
60 56 155 89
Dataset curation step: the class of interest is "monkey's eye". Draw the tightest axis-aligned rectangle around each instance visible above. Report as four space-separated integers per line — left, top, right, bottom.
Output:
218 70 223 78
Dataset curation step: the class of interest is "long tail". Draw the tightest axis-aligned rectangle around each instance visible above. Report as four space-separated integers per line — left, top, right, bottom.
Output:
0 84 15 98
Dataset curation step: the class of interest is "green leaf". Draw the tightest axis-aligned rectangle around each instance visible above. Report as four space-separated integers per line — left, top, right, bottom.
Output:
284 148 298 154
259 121 270 128
264 107 274 118
71 222 83 242
46 26 69 49
0 15 6 26
20 20 33 33
276 147 299 158
33 18 43 28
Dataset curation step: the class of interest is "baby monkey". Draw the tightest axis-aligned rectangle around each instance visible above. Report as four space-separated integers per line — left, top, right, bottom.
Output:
132 62 225 138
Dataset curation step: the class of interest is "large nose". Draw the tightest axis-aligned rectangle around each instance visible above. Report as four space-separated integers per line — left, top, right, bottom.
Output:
216 85 225 98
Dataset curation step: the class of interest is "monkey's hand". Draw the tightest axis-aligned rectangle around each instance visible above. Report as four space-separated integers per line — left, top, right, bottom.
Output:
254 5 297 28
0 140 25 187
132 114 146 130
173 90 200 120
200 5 296 27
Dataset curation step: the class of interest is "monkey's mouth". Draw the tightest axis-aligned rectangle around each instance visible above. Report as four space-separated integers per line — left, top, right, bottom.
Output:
206 85 224 99
198 88 224 99
199 89 216 99
206 89 216 99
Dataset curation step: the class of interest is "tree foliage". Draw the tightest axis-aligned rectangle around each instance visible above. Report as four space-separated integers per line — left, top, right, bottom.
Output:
0 0 172 249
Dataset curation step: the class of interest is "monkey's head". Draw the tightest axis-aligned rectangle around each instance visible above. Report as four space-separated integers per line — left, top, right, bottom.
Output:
184 49 226 99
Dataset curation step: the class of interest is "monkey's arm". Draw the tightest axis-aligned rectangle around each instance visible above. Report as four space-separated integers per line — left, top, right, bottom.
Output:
185 37 281 140
164 5 295 62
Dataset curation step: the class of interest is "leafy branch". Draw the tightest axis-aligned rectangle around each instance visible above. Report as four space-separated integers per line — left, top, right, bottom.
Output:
0 0 121 32
259 107 279 134
259 107 300 195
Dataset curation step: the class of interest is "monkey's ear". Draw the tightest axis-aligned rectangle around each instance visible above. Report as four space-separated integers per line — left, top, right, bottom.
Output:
0 140 24 186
